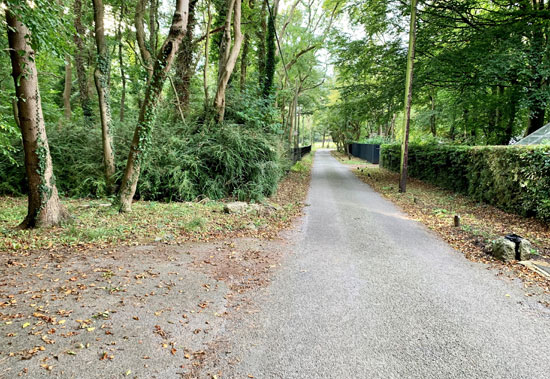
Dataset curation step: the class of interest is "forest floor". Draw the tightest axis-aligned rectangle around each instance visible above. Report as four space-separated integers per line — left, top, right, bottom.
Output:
331 150 550 302
0 154 313 378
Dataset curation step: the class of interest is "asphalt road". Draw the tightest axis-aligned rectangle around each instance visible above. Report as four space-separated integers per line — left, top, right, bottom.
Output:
224 149 550 378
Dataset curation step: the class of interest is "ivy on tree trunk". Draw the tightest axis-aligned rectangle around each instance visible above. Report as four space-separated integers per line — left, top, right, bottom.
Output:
118 0 190 212
213 0 244 122
6 10 69 228
92 0 116 195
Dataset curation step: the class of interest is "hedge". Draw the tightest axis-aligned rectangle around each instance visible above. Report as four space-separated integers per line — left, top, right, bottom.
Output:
380 143 550 222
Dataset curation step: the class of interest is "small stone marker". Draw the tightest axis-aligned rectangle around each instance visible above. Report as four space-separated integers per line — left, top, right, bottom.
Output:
453 215 461 227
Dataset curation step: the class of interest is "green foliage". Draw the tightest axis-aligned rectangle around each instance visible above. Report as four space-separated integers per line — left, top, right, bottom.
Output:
5 0 73 58
139 121 284 202
225 89 281 132
290 153 313 173
0 115 19 165
380 143 550 222
0 117 284 203
263 11 277 98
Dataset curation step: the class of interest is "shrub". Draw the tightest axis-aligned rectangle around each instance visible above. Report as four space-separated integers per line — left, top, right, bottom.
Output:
0 119 285 203
380 143 550 222
138 121 284 202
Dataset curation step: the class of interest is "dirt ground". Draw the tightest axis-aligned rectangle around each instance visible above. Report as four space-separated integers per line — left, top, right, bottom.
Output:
0 233 297 378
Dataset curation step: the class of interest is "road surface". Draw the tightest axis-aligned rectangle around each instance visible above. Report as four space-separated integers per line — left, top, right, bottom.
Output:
222 149 550 378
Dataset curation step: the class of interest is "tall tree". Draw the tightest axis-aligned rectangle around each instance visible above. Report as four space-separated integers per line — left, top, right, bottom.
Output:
117 2 127 122
204 0 212 107
263 0 277 97
399 0 417 193
6 9 69 228
63 54 72 120
92 0 116 194
118 0 190 212
239 0 255 92
175 0 199 112
213 0 244 121
73 0 94 124
135 0 154 79
256 0 267 89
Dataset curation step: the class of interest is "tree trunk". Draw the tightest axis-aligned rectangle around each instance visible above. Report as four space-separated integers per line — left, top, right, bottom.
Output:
322 131 325 147
175 0 198 113
118 3 126 122
12 98 21 129
135 0 154 79
429 92 436 137
204 0 212 108
240 32 249 92
149 0 159 55
73 0 93 124
263 1 276 98
257 0 266 89
399 0 417 193
92 0 116 194
450 111 456 141
118 0 189 212
213 0 244 122
387 113 397 139
63 54 72 120
7 10 69 228
527 99 546 135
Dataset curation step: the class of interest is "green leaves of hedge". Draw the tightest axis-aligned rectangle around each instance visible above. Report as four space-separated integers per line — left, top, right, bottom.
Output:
380 143 550 222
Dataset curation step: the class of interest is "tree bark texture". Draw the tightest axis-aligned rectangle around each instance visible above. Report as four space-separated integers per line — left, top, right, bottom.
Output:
118 3 126 122
240 32 249 92
175 0 198 113
92 0 116 194
263 2 276 97
63 54 72 120
214 0 244 122
204 0 212 107
73 0 94 124
118 0 190 212
257 0 266 89
399 0 417 193
135 0 154 79
429 92 436 137
7 10 69 228
149 0 159 55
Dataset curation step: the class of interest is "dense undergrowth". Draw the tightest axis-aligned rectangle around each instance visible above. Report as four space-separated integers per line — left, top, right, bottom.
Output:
0 116 288 202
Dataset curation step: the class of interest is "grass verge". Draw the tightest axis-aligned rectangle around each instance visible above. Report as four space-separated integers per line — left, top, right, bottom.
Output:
0 153 314 254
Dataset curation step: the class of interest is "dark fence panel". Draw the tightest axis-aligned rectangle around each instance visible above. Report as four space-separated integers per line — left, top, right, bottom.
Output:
291 145 312 163
348 143 380 164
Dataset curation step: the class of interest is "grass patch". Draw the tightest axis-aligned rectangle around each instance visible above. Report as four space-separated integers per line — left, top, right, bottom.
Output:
0 153 314 253
330 150 375 167
290 153 314 173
